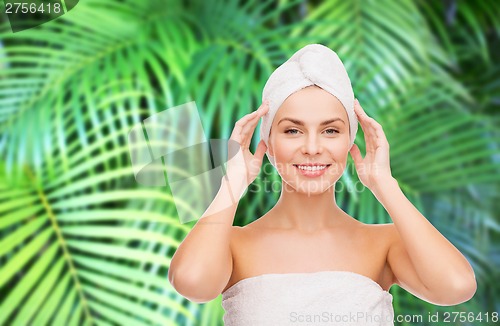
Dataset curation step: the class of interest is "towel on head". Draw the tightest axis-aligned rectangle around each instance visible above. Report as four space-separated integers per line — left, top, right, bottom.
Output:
259 44 358 168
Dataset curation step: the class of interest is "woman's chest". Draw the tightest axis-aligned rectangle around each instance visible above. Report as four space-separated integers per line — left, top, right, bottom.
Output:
224 226 390 292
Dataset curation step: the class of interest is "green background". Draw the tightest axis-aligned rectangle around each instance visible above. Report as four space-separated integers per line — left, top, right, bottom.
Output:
0 0 499 325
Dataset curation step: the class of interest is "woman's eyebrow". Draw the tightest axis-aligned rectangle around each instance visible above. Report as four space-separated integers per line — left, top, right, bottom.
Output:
277 117 345 126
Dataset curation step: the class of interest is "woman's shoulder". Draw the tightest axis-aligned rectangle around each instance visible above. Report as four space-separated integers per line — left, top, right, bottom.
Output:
357 221 396 238
355 222 397 256
229 221 264 242
363 222 396 235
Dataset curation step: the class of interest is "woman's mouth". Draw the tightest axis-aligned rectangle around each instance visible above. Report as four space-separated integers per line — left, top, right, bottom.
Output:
293 164 332 178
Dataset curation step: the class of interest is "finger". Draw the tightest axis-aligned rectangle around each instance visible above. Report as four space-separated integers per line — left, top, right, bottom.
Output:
354 99 373 120
356 122 374 155
354 101 376 154
230 109 260 144
354 100 374 131
240 102 269 149
357 103 388 150
240 105 268 148
240 114 261 149
372 123 390 150
230 105 267 144
356 100 382 136
365 118 381 152
349 143 363 166
253 139 267 162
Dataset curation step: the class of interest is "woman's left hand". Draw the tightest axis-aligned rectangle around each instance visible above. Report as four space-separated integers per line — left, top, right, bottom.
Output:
349 99 393 192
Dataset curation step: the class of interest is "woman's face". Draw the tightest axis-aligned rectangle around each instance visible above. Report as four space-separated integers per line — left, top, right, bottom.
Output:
268 85 351 195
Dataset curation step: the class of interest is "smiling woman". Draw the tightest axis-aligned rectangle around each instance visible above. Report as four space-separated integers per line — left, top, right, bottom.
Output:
168 43 477 326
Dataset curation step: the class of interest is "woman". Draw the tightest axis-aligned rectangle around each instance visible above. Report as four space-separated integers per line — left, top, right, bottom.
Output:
168 44 477 325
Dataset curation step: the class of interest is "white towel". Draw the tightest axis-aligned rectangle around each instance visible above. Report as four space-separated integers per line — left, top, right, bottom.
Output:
222 271 394 325
259 44 358 168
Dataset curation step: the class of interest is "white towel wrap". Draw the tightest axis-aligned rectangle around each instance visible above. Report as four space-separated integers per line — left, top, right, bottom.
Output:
222 270 394 325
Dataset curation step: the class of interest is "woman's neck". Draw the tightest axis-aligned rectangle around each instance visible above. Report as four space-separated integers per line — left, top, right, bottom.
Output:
266 182 350 233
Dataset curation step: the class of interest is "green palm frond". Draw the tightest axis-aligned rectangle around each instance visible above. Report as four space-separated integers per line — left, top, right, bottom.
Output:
0 73 208 323
417 0 500 65
0 1 203 323
0 0 196 168
0 158 198 325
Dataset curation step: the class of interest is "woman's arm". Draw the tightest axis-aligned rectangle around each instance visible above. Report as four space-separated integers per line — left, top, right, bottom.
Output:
168 101 269 303
168 177 239 303
374 177 477 306
350 98 476 306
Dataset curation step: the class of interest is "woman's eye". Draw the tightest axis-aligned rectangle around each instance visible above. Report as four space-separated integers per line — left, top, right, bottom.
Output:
284 128 339 135
325 128 339 134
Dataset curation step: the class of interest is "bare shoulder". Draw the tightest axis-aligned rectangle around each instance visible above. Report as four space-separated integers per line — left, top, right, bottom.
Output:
363 222 398 246
348 219 393 238
362 222 395 235
373 222 398 243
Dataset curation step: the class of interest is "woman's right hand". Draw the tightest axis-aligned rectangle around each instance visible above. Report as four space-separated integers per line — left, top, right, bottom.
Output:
224 100 270 196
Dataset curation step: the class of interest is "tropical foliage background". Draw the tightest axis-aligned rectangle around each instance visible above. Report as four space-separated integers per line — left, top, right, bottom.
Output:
1 0 499 325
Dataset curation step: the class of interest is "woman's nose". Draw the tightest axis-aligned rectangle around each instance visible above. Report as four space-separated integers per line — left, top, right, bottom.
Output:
301 134 323 155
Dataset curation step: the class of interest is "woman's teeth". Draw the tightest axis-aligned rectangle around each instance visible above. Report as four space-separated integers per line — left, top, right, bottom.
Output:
295 165 329 171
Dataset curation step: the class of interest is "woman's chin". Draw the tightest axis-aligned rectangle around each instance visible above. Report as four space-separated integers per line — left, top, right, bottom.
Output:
283 177 335 195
